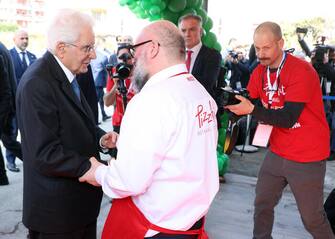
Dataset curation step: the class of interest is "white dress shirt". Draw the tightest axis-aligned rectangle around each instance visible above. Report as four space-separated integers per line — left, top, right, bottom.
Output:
53 54 76 84
186 42 202 73
95 64 219 237
15 46 31 66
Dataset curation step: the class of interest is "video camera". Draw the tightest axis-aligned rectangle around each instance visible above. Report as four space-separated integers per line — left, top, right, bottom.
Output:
105 52 133 109
106 52 133 80
216 87 250 108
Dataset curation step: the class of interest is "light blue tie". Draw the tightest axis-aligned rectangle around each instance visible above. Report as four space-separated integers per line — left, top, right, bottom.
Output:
71 77 81 101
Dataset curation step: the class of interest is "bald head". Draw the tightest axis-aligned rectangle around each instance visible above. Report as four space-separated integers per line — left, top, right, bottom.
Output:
131 20 186 92
13 29 29 51
254 21 282 41
142 20 185 62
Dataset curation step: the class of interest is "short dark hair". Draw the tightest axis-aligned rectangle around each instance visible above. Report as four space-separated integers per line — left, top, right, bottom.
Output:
178 14 202 26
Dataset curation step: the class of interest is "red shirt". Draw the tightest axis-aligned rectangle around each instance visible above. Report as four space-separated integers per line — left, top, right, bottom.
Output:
248 53 329 162
106 74 135 126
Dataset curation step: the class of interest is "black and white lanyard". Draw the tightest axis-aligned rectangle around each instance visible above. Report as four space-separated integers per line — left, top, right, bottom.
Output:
266 51 287 106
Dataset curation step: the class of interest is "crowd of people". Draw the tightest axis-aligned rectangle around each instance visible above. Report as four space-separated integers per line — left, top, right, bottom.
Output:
0 8 334 239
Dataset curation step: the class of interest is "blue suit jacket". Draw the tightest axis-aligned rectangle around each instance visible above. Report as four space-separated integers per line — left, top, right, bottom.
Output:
9 48 37 85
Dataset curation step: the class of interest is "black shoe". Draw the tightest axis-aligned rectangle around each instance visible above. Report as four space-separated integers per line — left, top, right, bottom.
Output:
102 115 111 121
0 175 9 185
6 163 20 172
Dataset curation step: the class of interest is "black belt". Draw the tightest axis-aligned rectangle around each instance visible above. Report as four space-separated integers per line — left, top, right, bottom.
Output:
149 217 204 238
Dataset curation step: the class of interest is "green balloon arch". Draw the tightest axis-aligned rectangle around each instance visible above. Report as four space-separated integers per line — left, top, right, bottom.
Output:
119 0 222 52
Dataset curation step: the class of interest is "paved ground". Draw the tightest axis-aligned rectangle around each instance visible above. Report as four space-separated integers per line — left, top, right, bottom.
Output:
1 110 335 238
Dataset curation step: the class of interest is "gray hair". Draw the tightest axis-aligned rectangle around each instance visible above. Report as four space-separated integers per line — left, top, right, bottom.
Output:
46 9 94 53
178 14 202 26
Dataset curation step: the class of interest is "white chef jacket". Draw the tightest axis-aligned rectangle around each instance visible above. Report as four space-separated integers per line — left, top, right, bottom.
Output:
95 64 219 236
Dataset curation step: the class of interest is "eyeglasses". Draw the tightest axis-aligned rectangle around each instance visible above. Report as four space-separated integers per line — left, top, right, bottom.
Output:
65 42 96 54
127 40 158 57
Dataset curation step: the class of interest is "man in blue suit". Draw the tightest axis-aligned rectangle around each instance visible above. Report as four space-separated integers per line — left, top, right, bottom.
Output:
7 29 37 172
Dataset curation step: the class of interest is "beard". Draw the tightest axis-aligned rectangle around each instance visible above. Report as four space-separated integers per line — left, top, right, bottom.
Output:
132 53 149 92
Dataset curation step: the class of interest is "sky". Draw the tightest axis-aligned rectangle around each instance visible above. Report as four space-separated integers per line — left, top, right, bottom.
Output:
208 0 335 45
40 0 335 51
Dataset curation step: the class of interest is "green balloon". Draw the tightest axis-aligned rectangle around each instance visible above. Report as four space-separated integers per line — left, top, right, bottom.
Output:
133 6 142 14
159 1 166 11
203 17 213 31
126 0 136 5
162 9 180 24
168 0 187 13
149 14 161 21
128 2 138 10
119 0 128 7
218 127 226 147
138 10 149 19
140 0 151 10
202 31 216 48
195 0 203 8
149 5 161 16
180 8 197 17
217 152 229 176
214 42 222 52
217 153 224 176
150 0 161 5
196 8 208 23
186 0 199 8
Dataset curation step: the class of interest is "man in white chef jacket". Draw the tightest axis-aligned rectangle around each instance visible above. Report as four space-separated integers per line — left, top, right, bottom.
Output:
79 20 219 239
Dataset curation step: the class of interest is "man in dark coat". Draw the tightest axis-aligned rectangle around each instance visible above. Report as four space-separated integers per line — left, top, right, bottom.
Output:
16 9 116 238
178 14 222 99
0 41 22 184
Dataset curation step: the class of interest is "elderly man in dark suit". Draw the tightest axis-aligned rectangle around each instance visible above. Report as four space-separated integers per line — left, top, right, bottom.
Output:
16 9 116 239
5 29 37 172
178 14 222 99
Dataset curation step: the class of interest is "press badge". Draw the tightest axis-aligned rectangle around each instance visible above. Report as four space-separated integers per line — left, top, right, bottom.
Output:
252 123 273 147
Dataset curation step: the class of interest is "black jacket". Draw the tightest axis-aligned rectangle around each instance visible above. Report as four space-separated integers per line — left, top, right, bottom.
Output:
191 45 222 99
16 51 105 233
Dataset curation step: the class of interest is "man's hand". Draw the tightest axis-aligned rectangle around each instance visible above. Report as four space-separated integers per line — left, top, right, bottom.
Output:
101 132 118 149
225 95 254 115
79 157 103 186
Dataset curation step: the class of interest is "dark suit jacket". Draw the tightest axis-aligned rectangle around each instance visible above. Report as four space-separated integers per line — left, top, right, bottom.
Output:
0 54 12 131
0 42 17 127
9 47 37 84
77 65 99 124
191 45 222 99
16 51 105 233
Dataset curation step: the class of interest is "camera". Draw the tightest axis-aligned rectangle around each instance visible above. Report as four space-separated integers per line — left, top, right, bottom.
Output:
217 87 250 108
229 51 239 59
112 52 133 80
313 45 329 64
296 27 308 34
105 52 133 109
